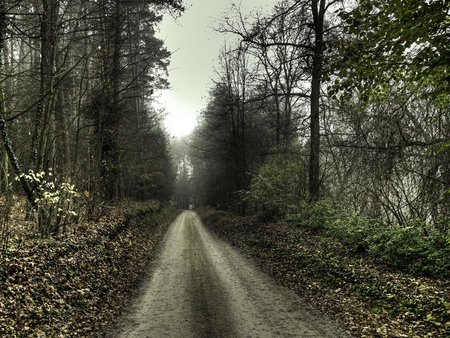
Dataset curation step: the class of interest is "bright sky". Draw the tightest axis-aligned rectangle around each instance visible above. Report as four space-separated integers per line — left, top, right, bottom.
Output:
155 0 276 137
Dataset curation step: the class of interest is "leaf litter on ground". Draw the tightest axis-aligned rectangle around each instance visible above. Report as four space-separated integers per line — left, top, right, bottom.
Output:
0 200 175 337
198 208 450 338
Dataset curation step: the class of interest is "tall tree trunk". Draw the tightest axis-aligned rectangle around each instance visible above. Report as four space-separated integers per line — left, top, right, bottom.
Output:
55 82 70 172
0 4 36 209
0 15 9 191
274 80 281 145
309 0 324 201
99 0 122 200
31 0 58 173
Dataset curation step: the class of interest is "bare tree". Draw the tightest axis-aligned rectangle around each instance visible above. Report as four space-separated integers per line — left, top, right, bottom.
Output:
218 0 342 200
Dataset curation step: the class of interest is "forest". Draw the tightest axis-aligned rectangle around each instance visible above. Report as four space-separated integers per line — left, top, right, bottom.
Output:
0 0 449 336
0 0 183 239
0 0 183 335
173 0 450 278
171 0 450 335
174 0 450 224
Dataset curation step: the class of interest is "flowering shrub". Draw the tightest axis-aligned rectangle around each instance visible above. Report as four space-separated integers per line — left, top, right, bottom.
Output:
16 169 80 236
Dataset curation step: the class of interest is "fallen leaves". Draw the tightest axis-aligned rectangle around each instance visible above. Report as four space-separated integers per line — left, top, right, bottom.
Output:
199 208 450 338
0 202 175 337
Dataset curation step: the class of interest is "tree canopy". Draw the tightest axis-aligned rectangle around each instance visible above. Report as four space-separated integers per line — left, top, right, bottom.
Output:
0 0 183 235
334 0 450 106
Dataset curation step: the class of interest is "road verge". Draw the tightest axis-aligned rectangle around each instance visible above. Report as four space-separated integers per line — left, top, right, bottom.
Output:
0 202 177 337
198 208 450 337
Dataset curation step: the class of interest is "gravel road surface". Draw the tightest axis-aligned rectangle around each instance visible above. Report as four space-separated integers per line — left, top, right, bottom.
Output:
109 211 348 337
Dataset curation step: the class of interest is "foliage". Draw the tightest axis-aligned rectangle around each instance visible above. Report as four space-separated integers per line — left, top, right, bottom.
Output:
199 209 450 337
0 202 175 337
368 222 450 277
171 135 193 209
285 200 337 231
333 0 450 107
194 0 450 228
327 211 380 253
242 148 308 220
120 122 175 202
1 0 178 211
308 207 450 279
16 170 80 237
189 78 271 211
218 0 340 200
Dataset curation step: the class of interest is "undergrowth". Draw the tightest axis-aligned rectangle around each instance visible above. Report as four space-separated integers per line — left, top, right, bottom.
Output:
284 202 450 279
0 200 177 337
198 207 450 337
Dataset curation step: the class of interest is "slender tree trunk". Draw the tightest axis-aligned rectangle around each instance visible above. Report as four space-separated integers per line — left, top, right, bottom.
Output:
97 0 122 200
105 0 122 200
274 80 281 145
0 16 9 191
284 92 291 144
32 0 58 173
309 0 324 201
55 83 70 172
0 5 36 209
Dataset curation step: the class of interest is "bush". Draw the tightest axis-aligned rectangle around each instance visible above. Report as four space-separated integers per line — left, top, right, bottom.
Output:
368 222 450 277
16 169 81 237
285 200 337 231
242 148 307 220
327 212 381 253
254 189 450 278
327 213 450 278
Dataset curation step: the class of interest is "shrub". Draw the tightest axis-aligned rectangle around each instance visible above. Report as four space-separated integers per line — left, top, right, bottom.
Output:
16 169 81 237
282 198 450 278
242 148 307 220
285 200 337 231
368 222 450 277
327 213 450 278
327 212 381 253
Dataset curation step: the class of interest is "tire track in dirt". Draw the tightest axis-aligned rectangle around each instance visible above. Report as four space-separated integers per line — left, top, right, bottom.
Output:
109 211 348 337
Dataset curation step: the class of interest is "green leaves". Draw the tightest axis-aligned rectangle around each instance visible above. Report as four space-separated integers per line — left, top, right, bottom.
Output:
243 148 308 220
16 169 80 236
333 0 450 107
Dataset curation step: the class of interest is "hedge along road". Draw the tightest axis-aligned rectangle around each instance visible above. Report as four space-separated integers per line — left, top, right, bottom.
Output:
110 211 348 338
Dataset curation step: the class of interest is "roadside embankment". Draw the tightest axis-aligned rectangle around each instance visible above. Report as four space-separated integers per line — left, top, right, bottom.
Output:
198 208 450 338
0 201 178 337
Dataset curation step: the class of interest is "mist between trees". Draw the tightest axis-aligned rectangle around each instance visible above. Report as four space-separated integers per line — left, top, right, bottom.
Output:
0 0 184 239
172 0 450 249
0 0 449 254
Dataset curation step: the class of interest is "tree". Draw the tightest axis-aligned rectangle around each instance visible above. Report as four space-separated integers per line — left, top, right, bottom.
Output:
244 6 311 146
334 0 450 107
190 46 271 212
243 145 308 219
219 0 342 200
0 0 183 235
325 0 450 228
0 1 35 207
171 136 192 209
82 0 181 201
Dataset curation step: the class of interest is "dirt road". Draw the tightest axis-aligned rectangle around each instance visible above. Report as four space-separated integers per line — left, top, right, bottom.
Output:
109 211 348 337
